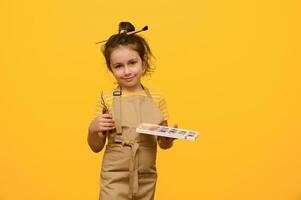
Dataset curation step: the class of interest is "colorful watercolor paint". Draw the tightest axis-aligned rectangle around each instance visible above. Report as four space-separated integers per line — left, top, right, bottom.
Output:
177 130 187 135
168 128 177 133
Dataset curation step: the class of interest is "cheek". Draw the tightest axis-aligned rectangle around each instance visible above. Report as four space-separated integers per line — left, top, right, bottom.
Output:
111 69 122 79
133 64 144 75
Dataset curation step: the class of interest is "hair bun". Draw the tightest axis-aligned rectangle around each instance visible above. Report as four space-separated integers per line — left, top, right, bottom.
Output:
118 22 135 34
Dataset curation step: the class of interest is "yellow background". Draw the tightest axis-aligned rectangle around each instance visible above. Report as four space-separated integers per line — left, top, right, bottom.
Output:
1 0 300 199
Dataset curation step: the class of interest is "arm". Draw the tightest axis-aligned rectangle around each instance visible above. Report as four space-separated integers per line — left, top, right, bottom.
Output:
157 120 176 149
87 113 115 153
87 119 106 153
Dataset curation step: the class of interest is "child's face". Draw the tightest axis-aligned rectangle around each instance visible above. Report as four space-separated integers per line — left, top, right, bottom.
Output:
110 45 145 91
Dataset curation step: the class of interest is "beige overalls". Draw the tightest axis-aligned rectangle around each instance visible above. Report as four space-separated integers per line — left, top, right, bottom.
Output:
100 86 164 200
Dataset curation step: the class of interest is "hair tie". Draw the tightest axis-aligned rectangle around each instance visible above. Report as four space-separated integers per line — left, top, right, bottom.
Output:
119 29 127 34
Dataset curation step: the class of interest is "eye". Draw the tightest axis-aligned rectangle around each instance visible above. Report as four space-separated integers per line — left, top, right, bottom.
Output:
129 60 137 65
114 65 122 69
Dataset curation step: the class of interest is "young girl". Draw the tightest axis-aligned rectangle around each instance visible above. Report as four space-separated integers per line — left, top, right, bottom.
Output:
88 22 176 200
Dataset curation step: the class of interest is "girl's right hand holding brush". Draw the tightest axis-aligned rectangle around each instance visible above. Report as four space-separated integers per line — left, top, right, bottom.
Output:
89 113 116 138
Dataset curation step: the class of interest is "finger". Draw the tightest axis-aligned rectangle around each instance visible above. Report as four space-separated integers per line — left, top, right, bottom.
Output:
100 118 115 123
165 137 175 143
159 136 169 142
100 122 115 128
101 126 115 130
166 136 175 141
101 126 116 131
102 113 113 119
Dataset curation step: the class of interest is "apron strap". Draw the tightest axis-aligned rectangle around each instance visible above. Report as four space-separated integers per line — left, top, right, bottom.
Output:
143 86 153 99
112 86 122 134
111 139 140 198
127 141 139 198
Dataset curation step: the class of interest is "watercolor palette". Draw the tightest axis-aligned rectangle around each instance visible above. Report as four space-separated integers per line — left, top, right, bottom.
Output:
136 123 199 141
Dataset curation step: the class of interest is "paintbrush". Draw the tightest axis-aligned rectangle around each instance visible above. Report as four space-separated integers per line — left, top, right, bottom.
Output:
95 26 148 44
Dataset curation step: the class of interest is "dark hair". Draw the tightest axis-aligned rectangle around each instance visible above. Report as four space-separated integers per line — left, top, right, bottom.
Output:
102 22 154 76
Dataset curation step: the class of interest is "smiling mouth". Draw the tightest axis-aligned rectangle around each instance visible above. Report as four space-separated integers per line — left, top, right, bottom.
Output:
123 76 135 81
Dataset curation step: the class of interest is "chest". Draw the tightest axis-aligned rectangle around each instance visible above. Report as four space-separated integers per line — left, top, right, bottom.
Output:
112 95 164 128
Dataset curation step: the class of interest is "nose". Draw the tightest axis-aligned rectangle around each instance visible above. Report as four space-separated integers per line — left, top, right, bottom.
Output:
124 65 131 75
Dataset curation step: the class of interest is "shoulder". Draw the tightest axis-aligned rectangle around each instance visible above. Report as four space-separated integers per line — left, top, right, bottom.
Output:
96 89 115 112
146 88 168 107
146 88 169 120
146 88 166 101
100 89 115 101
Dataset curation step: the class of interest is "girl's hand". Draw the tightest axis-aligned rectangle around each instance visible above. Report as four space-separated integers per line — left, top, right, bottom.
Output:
158 123 178 149
89 113 115 137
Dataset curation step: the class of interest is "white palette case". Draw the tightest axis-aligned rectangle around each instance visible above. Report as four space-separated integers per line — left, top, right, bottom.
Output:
136 123 199 141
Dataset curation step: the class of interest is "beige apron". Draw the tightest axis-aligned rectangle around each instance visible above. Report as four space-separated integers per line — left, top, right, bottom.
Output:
100 86 164 200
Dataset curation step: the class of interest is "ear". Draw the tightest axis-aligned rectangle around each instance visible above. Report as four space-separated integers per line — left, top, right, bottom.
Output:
142 60 147 73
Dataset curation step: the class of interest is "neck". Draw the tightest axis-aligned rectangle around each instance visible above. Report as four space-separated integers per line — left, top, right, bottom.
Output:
120 83 144 93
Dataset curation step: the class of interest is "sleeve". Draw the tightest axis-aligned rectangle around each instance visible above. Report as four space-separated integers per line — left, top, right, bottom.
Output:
94 92 104 117
158 95 169 121
94 90 109 117
95 90 114 117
